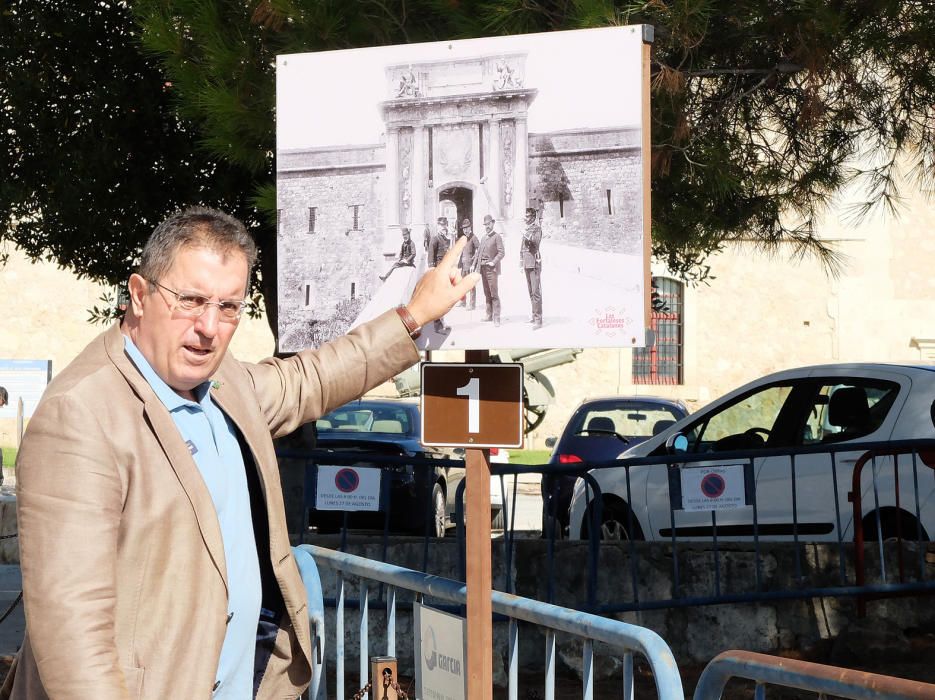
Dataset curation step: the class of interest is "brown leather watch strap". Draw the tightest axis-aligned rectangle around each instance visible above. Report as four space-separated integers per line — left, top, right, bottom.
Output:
395 305 422 339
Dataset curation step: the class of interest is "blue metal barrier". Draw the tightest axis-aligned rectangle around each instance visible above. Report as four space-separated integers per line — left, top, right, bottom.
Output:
280 439 935 622
502 438 935 617
292 547 326 700
300 543 685 699
693 650 935 699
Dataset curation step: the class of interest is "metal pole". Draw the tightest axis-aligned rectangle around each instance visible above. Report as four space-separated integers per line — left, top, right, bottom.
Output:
465 348 492 700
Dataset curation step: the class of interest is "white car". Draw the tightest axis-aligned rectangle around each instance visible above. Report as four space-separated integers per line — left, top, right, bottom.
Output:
568 363 935 542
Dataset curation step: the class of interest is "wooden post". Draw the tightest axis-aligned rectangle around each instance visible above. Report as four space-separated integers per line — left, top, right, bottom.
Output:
464 349 492 700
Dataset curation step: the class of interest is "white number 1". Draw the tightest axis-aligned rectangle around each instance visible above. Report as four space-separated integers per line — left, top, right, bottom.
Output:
456 377 480 433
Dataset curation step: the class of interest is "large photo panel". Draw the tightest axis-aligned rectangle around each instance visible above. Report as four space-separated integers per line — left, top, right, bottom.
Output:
276 26 650 351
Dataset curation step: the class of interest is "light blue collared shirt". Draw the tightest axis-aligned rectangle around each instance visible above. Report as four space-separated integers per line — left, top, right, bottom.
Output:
124 337 261 698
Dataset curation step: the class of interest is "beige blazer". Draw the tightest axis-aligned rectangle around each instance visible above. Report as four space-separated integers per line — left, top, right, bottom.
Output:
2 311 418 699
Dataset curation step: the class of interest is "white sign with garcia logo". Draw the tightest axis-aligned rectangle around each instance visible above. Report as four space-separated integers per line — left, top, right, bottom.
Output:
414 603 466 700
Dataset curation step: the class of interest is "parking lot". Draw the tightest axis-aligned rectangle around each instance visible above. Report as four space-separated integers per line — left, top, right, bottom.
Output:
491 472 543 534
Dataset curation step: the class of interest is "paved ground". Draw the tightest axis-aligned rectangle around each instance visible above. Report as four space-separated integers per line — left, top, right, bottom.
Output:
494 472 543 534
356 239 644 352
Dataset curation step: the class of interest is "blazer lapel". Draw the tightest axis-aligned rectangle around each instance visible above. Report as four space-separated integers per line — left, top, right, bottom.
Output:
103 324 229 595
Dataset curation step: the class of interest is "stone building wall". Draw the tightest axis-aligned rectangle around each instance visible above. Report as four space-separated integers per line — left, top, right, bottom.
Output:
277 147 387 349
528 128 642 255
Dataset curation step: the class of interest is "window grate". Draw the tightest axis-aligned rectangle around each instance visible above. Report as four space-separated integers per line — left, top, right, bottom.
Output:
308 206 316 234
633 277 683 385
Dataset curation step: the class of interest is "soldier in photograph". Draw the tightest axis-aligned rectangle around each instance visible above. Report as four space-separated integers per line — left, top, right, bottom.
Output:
521 207 543 329
379 227 416 282
478 214 506 327
456 218 479 310
427 216 453 333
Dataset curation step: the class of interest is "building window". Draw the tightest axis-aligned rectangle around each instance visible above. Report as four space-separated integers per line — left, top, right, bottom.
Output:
308 206 317 234
605 188 613 215
559 194 565 218
633 277 683 385
350 282 356 299
304 284 312 307
348 204 362 231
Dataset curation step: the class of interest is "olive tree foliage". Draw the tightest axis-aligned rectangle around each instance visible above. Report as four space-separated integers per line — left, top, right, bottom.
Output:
3 0 934 331
135 0 935 284
0 1 263 322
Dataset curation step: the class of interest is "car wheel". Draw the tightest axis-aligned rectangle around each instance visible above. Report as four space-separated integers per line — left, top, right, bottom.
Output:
432 483 446 538
600 515 630 541
863 508 929 542
594 501 640 541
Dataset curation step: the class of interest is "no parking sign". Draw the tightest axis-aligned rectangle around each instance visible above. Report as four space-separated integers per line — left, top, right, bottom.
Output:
315 466 382 511
680 464 746 512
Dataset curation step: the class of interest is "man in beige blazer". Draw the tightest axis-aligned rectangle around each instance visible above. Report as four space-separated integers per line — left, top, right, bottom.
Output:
2 207 477 700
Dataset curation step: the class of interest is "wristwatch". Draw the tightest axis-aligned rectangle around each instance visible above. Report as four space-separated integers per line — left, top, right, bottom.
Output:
395 305 422 339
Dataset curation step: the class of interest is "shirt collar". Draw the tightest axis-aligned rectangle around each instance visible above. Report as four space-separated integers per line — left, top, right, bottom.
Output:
123 335 211 412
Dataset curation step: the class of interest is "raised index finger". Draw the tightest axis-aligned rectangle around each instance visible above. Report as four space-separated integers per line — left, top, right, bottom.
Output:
439 235 467 269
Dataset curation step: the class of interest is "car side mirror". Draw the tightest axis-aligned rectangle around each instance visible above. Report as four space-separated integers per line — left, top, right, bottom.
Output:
665 432 689 454
544 436 556 448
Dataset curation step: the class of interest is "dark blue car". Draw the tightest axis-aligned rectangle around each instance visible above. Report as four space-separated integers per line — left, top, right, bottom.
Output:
541 396 689 537
279 398 453 537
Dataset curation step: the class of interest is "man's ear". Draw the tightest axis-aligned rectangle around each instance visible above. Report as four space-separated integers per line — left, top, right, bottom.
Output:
127 274 149 317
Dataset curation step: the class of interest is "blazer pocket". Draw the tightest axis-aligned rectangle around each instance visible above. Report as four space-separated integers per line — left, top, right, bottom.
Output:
121 665 144 699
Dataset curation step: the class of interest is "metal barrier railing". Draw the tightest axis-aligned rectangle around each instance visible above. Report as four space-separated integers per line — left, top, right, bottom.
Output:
850 446 935 615
300 543 685 700
280 439 935 619
692 650 935 699
526 438 935 615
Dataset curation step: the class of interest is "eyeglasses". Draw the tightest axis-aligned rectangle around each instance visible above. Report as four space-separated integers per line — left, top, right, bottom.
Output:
149 279 247 321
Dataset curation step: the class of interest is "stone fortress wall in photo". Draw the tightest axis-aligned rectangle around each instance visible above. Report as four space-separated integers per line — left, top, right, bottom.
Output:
276 51 642 351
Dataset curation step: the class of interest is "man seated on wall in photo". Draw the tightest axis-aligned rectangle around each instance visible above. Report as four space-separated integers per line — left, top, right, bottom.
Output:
380 227 417 282
3 206 479 700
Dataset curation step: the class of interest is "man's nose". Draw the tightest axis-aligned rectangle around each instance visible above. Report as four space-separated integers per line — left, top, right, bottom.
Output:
194 304 221 337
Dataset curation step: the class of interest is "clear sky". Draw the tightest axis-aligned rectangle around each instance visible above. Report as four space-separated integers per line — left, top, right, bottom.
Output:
277 25 646 150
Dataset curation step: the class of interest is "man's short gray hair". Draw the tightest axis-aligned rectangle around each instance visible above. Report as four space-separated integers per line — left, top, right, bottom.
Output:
138 206 258 287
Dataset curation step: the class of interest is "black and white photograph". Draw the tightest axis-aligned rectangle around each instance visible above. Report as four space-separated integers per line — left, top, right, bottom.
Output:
276 26 649 351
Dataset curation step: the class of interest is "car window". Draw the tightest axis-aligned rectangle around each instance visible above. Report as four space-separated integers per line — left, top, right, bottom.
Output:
573 404 685 439
801 380 899 445
317 405 414 435
686 384 795 453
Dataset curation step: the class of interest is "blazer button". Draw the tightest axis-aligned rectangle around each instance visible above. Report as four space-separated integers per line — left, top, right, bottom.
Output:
226 611 234 624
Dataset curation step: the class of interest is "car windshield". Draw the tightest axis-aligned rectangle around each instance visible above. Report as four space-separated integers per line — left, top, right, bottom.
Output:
316 403 414 436
572 402 685 439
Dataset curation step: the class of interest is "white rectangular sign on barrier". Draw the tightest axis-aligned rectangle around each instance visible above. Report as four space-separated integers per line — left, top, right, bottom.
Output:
315 466 381 511
680 464 747 512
